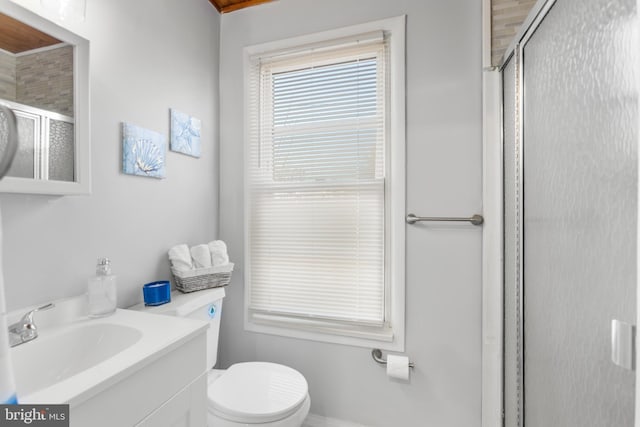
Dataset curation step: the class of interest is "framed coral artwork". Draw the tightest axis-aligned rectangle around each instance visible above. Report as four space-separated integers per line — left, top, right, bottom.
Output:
170 109 201 158
122 122 167 179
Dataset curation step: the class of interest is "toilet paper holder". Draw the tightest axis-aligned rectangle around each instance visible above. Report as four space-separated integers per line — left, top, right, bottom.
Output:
371 349 415 368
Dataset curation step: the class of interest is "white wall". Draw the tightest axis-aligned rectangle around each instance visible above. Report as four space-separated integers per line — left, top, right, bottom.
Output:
218 1 483 426
1 0 220 311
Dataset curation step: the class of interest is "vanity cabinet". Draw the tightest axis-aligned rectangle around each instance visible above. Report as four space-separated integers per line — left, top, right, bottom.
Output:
71 329 207 427
136 374 207 427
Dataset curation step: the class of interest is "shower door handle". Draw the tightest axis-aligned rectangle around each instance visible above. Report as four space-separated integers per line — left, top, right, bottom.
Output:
611 319 635 371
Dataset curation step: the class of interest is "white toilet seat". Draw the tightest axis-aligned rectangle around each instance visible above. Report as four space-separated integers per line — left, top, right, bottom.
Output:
207 362 309 425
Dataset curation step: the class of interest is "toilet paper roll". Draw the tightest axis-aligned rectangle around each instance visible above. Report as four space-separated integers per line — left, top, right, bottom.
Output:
386 354 410 380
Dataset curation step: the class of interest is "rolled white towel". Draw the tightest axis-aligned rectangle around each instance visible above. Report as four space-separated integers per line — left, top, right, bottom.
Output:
208 240 229 267
190 244 212 269
168 244 193 272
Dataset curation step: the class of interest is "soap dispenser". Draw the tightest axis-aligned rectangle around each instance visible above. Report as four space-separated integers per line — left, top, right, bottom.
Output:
88 257 117 318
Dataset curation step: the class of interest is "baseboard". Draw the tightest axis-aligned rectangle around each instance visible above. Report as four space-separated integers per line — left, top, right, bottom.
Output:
303 413 370 427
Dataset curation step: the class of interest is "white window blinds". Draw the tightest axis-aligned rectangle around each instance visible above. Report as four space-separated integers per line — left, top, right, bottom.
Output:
246 33 390 334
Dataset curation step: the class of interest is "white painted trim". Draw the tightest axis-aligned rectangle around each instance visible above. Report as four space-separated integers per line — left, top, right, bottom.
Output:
482 69 503 427
304 414 370 427
244 15 405 58
243 16 406 352
386 14 407 353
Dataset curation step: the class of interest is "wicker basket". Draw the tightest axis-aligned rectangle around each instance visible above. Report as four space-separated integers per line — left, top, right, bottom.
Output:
171 263 234 293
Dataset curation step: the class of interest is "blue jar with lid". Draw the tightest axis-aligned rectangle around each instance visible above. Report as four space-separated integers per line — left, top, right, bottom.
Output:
143 281 171 306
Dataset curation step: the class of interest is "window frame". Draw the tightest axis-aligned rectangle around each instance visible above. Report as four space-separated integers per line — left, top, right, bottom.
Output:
243 16 406 351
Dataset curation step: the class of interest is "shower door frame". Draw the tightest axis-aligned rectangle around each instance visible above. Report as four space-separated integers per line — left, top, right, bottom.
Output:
481 0 640 426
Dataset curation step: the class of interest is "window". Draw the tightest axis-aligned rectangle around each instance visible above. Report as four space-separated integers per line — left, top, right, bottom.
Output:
244 17 405 350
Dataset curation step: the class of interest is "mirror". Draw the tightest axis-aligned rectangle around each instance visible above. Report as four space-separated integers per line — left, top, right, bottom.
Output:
0 0 89 195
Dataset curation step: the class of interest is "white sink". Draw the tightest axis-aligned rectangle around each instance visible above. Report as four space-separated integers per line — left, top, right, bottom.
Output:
12 323 142 398
7 295 208 426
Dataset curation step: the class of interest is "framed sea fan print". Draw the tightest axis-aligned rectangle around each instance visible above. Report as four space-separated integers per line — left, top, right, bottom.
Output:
170 109 201 158
122 122 167 179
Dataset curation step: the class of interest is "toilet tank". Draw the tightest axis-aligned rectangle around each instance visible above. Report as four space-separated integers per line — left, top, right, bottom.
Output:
130 287 225 369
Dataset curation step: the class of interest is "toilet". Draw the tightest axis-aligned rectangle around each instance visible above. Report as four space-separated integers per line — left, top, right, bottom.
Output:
134 287 310 427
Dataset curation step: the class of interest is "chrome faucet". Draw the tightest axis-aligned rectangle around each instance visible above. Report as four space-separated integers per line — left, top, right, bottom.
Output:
8 303 54 347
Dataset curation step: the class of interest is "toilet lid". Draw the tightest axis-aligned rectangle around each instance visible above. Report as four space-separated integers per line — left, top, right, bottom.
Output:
208 362 308 424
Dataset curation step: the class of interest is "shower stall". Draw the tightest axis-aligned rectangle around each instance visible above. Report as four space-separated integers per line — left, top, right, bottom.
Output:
497 0 638 425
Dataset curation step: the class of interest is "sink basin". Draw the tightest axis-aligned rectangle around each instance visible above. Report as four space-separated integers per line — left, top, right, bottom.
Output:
6 297 208 409
12 323 142 398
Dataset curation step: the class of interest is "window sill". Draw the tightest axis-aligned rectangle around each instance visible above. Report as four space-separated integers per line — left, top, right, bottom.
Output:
245 313 404 352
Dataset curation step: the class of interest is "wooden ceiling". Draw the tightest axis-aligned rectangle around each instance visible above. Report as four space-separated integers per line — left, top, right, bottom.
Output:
0 13 61 54
209 0 276 14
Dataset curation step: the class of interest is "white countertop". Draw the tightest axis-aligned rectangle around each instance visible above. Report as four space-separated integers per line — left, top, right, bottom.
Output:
10 303 207 406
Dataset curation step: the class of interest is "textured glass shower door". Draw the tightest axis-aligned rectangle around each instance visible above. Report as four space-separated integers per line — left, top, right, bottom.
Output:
503 0 638 425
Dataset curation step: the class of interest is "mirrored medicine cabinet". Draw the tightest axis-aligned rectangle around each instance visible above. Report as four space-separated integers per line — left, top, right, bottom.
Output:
0 0 89 195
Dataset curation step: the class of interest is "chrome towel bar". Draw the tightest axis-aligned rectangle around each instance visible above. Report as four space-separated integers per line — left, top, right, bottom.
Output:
406 213 484 226
371 348 415 368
